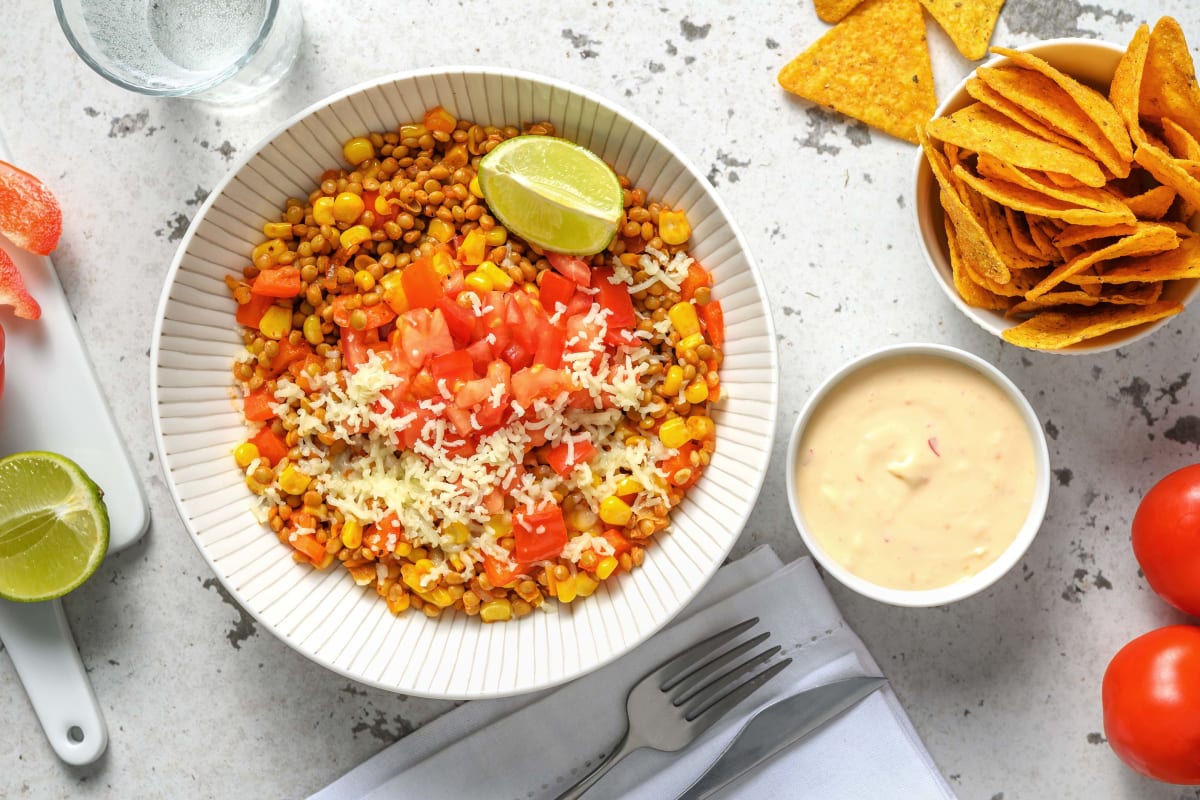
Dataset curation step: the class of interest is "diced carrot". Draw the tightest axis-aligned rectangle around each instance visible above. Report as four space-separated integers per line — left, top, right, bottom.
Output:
291 533 326 564
235 293 275 327
242 387 275 421
679 262 712 301
701 300 725 349
251 266 302 298
248 426 288 466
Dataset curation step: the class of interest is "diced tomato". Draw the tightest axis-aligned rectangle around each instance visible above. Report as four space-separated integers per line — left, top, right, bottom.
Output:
392 402 435 449
483 552 528 588
291 533 326 564
268 338 312 376
533 324 565 369
363 512 406 555
457 360 511 407
248 426 288 466
564 292 592 320
593 267 635 329
401 256 444 309
501 342 533 371
482 489 505 515
514 504 569 562
547 252 592 287
444 268 466 298
340 326 369 371
679 262 713 301
242 387 275 421
437 296 475 346
511 365 569 408
0 159 62 256
361 190 398 229
465 339 493 375
250 266 301 298
408 369 439 400
620 235 645 255
566 315 605 371
660 442 701 488
395 308 455 368
604 327 640 348
235 293 274 328
431 349 475 385
443 405 475 437
544 436 596 476
600 528 633 558
332 296 396 330
538 271 575 315
701 300 725 349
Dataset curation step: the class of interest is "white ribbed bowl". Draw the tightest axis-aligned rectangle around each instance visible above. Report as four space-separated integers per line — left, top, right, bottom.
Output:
151 68 778 699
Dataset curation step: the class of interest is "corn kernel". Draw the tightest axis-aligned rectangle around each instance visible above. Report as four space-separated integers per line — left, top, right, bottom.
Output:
394 541 413 558
263 221 293 239
556 576 578 603
599 496 633 526
340 225 372 249
303 314 323 346
426 587 455 608
245 476 266 494
668 301 701 338
615 477 644 497
315 552 336 570
686 415 715 441
485 226 508 246
312 196 336 226
233 442 259 468
399 123 427 140
574 573 599 597
486 515 513 537
333 192 366 224
658 209 691 245
252 238 286 264
684 379 709 404
278 465 312 495
341 517 363 549
480 598 512 622
379 271 409 314
259 305 293 340
678 333 705 353
342 136 375 165
464 270 492 293
596 556 619 580
443 521 470 545
427 218 454 243
460 228 487 266
386 591 411 614
432 249 456 276
658 417 690 449
477 260 513 290
661 365 684 396
468 176 484 198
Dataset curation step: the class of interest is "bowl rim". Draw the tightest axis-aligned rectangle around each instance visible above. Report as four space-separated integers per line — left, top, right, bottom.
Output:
149 65 779 698
910 37 1199 355
785 342 1051 607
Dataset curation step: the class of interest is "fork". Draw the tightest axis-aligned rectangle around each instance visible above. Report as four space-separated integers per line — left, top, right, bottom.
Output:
554 618 791 800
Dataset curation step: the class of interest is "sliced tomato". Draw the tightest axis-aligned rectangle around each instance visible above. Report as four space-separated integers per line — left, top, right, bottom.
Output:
401 256 444 309
514 504 569 562
511 365 569 408
242 387 276 421
483 552 528 588
235 293 274 328
701 300 725 349
249 426 288 466
363 512 406 555
250 266 301 298
0 160 62 256
331 296 396 330
538 271 576 314
544 436 596 476
547 252 591 287
593 267 635 329
430 348 475 385
437 296 476 346
0 248 40 320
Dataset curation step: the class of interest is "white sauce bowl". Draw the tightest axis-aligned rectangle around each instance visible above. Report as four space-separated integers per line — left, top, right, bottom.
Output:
911 38 1199 354
786 343 1050 607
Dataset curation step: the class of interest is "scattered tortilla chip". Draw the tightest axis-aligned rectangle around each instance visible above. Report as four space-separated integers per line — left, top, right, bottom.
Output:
974 154 1135 215
1162 117 1200 160
918 0 1006 61
975 65 1130 178
951 164 1136 226
1110 24 1150 142
778 0 936 144
1053 223 1139 247
1000 301 1183 350
966 77 1095 156
1121 184 1178 219
992 47 1134 171
814 0 867 23
1068 236 1200 285
925 103 1107 187
1026 223 1180 299
1139 18 1200 145
945 215 1013 310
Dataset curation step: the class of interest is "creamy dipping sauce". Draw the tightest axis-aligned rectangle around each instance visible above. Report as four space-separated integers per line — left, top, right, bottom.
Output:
795 354 1037 591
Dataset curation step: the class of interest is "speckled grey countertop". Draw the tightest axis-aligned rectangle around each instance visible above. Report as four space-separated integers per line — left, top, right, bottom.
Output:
3 1 1200 798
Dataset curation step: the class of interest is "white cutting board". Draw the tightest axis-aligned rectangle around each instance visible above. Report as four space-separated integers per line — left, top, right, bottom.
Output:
0 128 150 765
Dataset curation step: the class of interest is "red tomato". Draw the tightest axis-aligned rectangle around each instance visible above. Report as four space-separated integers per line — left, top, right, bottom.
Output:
430 349 474 385
514 504 568 562
1132 465 1200 618
593 267 635 329
235 293 274 328
248 427 288 466
331 295 396 330
546 252 591 287
401 256 444 309
511 366 569 408
361 190 398 229
538 271 575 313
242 387 276 421
544 436 596 476
1103 625 1200 784
0 160 62 256
483 552 528 588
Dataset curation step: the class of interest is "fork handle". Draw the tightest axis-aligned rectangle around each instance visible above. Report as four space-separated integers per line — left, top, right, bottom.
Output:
554 730 644 800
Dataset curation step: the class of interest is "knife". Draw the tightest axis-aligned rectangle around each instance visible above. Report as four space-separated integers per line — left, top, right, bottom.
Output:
677 675 888 800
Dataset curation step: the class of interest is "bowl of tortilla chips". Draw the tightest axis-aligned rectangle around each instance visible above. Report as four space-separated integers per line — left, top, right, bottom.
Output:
913 21 1200 353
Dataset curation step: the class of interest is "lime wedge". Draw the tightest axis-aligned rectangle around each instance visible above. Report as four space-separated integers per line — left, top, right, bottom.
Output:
478 135 624 256
0 451 109 602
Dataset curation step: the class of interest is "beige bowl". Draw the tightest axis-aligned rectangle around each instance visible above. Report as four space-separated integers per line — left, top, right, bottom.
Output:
911 38 1199 354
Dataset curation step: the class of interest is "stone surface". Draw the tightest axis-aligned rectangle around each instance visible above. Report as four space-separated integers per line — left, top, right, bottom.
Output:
3 1 1200 798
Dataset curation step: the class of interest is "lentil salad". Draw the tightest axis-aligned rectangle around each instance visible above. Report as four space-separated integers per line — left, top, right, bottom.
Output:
225 107 724 622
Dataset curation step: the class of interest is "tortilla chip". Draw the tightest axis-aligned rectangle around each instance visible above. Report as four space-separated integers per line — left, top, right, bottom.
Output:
920 126 1012 283
945 215 1013 310
1121 184 1178 219
1111 24 1151 142
1008 282 1163 316
918 0 1006 61
974 154 1136 215
778 0 936 144
1001 301 1183 349
1026 215 1064 259
974 196 1051 269
1044 172 1088 189
925 103 1107 187
814 0 867 22
965 77 1097 157
1053 223 1139 247
1004 206 1047 260
965 262 1048 297
1026 223 1180 299
1162 117 1200 160
975 64 1130 178
951 165 1136 226
1068 236 1200 285
1134 140 1200 209
1139 17 1200 145
991 47 1134 172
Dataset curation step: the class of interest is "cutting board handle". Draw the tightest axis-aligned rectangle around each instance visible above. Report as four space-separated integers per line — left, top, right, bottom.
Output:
0 598 107 765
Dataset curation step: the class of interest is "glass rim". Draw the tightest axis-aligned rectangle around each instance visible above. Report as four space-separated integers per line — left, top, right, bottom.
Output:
52 0 281 97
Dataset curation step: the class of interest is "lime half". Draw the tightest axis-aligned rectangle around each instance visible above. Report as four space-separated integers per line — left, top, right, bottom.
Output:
478 135 624 256
0 451 109 602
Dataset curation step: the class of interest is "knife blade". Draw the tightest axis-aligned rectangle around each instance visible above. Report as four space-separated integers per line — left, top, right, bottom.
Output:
677 675 888 800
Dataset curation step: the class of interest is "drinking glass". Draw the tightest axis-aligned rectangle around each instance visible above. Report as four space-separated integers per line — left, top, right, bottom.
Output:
54 0 303 104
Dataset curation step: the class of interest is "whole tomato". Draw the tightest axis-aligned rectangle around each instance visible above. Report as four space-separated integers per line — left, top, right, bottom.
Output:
1102 626 1200 784
1132 465 1200 617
